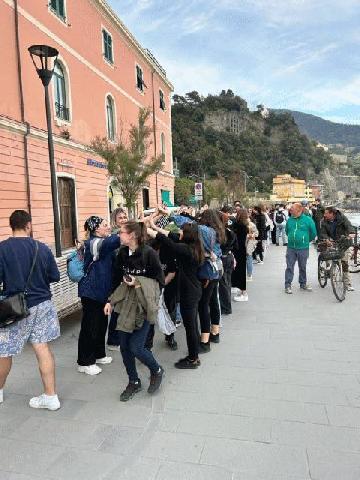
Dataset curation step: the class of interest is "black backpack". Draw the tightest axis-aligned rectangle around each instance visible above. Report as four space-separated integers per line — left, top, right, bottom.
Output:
275 211 285 223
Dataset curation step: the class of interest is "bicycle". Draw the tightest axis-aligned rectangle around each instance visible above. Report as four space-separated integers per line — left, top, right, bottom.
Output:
317 237 353 302
349 227 360 273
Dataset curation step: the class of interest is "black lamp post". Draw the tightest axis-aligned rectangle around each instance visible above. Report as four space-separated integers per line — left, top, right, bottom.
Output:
28 45 62 257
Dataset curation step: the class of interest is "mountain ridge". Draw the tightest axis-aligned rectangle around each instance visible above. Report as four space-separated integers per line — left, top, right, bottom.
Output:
273 109 360 147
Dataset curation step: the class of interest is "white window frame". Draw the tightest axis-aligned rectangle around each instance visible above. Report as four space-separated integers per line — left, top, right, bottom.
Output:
105 93 117 142
101 26 114 66
52 56 72 126
135 63 144 94
48 0 68 25
159 89 166 111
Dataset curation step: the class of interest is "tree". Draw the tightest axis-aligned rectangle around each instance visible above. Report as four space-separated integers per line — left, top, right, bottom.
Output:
174 177 193 204
91 108 163 216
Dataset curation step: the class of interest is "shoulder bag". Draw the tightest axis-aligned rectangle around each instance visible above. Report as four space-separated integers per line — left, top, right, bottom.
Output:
0 241 39 328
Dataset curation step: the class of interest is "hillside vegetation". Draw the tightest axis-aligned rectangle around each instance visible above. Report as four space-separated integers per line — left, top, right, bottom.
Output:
172 90 331 194
275 110 360 147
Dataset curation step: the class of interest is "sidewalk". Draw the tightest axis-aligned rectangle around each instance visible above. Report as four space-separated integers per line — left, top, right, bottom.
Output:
1 244 360 480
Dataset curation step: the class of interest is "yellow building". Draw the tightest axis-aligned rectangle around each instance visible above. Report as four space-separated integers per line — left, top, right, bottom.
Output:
270 174 315 203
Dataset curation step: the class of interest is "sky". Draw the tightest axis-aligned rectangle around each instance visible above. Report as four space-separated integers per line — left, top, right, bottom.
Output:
108 0 360 124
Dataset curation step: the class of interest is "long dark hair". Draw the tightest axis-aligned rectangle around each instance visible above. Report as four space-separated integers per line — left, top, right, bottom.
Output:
182 223 205 264
236 208 250 233
123 221 147 246
199 209 226 244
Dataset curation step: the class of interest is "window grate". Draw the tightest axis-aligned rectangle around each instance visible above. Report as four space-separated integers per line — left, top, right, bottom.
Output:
159 90 166 110
55 102 70 121
136 65 144 91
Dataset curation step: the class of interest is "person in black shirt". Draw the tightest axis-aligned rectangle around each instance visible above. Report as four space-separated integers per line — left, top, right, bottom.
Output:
147 218 205 369
219 209 237 314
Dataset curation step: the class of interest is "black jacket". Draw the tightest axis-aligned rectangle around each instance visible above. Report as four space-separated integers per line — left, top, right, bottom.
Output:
320 210 354 240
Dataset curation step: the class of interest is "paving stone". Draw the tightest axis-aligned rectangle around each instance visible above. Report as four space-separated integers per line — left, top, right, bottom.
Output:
8 416 109 450
200 436 308 478
0 438 64 476
326 405 360 428
141 431 205 463
307 447 360 480
48 449 124 480
163 390 233 414
104 457 160 480
231 397 328 424
156 462 233 480
176 411 272 442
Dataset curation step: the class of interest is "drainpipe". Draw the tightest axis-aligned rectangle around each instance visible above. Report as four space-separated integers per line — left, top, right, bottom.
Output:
151 69 159 205
14 0 32 218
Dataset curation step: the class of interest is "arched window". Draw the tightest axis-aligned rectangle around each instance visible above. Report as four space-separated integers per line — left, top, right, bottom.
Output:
160 132 165 161
53 62 69 121
106 95 115 141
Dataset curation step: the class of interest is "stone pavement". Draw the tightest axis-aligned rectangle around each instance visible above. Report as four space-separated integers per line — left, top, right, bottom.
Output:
1 244 360 480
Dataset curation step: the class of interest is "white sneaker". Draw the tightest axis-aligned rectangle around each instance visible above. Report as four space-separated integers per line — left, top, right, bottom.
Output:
257 261 264 265
96 356 113 365
347 286 355 292
231 287 240 294
107 345 120 351
233 294 248 302
247 276 253 282
0 389 3 404
78 364 102 375
29 393 60 411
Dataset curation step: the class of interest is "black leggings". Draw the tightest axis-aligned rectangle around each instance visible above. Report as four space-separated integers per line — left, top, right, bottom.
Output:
198 280 220 334
181 303 200 360
78 297 107 366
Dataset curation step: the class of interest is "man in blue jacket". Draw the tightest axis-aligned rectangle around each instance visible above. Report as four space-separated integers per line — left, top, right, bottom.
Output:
285 203 317 294
0 210 61 410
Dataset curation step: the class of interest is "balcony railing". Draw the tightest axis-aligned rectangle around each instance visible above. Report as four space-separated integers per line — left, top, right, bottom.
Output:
55 102 70 121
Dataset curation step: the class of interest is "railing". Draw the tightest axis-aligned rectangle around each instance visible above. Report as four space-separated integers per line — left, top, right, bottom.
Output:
55 102 70 121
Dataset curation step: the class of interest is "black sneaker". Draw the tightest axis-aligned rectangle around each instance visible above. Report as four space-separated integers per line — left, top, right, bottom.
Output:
175 357 200 369
209 333 220 344
148 367 164 394
120 380 142 402
166 336 178 351
198 341 211 354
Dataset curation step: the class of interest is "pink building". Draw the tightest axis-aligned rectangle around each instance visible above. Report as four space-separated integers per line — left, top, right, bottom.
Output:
0 0 174 314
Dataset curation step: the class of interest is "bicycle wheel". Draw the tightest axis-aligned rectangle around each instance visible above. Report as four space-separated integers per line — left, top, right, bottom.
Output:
330 260 346 302
348 246 360 273
318 257 328 288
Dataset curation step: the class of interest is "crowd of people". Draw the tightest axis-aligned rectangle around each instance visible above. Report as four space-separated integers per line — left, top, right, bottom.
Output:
0 199 355 410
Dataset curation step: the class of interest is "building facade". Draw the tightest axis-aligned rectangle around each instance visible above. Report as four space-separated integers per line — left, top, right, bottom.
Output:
0 0 174 249
270 174 314 203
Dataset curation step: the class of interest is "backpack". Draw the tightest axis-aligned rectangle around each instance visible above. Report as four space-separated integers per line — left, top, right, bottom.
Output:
275 211 285 224
67 238 104 283
67 249 85 283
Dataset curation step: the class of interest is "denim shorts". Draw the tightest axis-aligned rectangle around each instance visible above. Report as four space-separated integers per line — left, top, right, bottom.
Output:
0 300 60 357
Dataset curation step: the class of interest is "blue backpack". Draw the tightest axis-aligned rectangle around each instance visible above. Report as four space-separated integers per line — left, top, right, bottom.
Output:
67 249 85 283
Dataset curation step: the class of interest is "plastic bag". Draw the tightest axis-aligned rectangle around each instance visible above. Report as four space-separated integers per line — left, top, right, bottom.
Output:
157 292 176 335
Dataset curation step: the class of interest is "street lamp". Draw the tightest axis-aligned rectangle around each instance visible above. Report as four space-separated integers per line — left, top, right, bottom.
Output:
28 45 62 257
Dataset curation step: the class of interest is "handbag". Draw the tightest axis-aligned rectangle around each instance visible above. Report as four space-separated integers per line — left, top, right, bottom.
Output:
0 241 39 328
157 292 176 336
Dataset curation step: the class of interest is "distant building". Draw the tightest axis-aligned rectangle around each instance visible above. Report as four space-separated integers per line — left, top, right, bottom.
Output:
270 174 315 203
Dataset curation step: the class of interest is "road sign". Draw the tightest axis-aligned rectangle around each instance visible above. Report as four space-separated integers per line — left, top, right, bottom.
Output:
194 182 203 200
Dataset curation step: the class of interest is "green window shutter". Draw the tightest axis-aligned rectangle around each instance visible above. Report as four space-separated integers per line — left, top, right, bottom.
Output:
161 190 173 207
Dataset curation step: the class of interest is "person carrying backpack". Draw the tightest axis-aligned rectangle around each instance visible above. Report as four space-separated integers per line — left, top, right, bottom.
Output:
77 216 120 375
274 205 288 246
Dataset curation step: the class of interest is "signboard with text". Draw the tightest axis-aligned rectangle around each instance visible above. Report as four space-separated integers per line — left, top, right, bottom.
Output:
194 182 203 200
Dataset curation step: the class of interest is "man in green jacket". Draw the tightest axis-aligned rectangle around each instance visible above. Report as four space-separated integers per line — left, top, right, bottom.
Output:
285 203 317 294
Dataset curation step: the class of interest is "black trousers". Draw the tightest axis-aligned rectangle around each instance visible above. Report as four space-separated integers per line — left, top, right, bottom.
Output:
181 304 200 359
78 297 108 366
198 279 220 334
219 254 233 315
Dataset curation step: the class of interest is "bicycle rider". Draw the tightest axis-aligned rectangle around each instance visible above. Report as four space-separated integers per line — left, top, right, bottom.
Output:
319 206 356 292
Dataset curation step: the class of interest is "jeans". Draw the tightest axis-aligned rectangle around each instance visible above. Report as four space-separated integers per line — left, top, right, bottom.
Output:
219 254 233 314
246 254 253 277
78 298 107 366
107 311 120 346
119 320 160 383
285 248 309 288
276 225 287 245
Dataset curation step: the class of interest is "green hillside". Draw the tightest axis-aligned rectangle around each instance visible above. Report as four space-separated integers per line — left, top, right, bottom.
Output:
172 91 331 192
275 110 360 146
